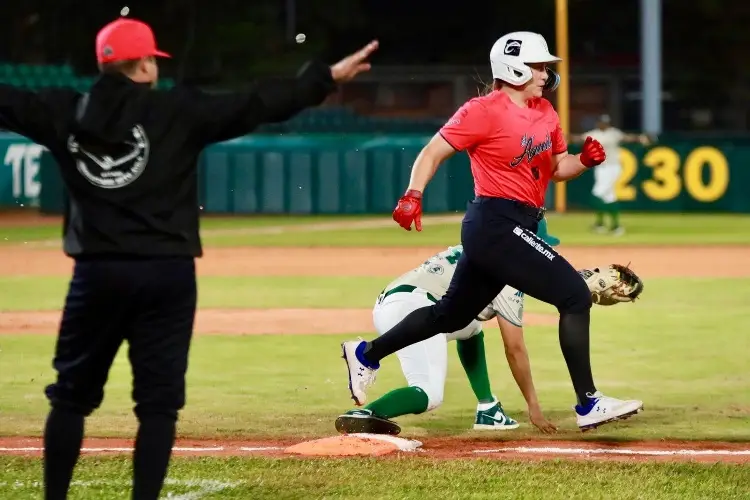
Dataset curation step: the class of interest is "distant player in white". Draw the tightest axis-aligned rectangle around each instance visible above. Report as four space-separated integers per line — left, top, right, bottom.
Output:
335 220 562 436
571 114 652 236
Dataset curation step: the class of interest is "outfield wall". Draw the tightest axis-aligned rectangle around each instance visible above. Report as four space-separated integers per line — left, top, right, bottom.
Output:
0 133 746 215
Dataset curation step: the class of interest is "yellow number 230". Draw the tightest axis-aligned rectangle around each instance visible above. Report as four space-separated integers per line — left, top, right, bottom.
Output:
616 146 730 203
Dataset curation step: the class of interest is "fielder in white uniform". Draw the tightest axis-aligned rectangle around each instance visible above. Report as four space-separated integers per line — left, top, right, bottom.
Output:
334 221 561 436
571 114 652 236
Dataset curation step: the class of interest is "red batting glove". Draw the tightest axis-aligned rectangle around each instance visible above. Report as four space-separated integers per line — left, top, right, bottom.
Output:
392 189 423 231
580 136 606 168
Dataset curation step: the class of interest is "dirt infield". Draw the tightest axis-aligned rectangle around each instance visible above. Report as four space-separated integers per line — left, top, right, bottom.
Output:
0 308 560 335
1 245 749 278
0 436 748 463
0 243 746 336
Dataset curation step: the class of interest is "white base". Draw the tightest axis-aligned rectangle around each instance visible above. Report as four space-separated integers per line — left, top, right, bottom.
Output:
348 433 423 451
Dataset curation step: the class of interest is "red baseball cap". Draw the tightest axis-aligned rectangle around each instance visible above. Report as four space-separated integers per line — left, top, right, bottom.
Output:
96 18 171 64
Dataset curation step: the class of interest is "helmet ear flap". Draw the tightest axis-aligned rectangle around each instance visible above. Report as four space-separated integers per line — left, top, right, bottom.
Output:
544 68 560 92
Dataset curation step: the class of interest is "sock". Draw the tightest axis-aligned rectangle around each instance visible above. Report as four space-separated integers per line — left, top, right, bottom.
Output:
558 311 597 406
132 414 177 500
456 332 494 403
362 306 439 364
44 406 85 500
607 202 620 229
365 386 430 419
590 195 605 226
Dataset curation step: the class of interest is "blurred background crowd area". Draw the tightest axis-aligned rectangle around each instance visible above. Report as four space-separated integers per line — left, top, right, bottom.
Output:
1 0 748 137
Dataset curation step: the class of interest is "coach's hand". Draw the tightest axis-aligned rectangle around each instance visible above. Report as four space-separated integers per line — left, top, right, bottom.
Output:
580 136 606 168
330 40 379 83
393 189 423 232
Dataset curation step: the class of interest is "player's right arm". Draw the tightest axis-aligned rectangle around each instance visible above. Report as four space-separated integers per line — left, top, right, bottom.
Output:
405 133 457 192
0 86 75 147
496 317 557 434
406 99 491 192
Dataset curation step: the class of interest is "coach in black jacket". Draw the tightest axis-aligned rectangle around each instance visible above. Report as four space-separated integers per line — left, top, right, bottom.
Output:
0 16 378 500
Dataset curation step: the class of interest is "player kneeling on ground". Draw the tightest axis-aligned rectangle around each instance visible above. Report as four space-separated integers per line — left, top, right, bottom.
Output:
336 219 645 435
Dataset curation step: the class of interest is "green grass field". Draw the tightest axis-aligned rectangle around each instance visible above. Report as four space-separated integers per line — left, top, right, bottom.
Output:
0 212 748 499
3 212 750 247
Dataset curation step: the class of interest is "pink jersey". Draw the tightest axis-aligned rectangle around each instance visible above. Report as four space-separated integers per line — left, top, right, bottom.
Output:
439 90 567 207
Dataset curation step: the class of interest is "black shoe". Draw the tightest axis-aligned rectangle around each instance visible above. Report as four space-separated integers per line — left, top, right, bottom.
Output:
334 409 401 435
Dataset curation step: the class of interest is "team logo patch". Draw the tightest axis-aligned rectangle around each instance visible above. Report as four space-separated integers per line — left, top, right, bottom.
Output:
504 39 522 56
67 125 150 189
427 263 445 275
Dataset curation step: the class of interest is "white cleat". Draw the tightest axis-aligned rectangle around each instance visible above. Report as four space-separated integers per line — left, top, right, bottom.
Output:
574 391 643 431
341 339 378 406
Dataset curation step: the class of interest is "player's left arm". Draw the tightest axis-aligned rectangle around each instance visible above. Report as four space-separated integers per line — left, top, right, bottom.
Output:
551 151 589 181
496 316 557 433
548 114 590 182
620 130 655 146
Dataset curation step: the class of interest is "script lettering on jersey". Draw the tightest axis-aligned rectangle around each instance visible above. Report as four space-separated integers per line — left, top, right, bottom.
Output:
509 133 552 167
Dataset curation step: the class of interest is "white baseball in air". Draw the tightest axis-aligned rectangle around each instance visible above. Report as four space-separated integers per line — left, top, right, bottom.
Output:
295 33 306 44
121 6 130 16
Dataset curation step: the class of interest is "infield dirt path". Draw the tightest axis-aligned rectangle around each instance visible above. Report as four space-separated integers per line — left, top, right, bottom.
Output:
0 244 747 336
0 245 747 278
0 244 746 336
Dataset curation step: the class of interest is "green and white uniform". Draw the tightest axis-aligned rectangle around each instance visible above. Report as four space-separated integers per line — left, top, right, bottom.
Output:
373 244 524 411
586 126 625 205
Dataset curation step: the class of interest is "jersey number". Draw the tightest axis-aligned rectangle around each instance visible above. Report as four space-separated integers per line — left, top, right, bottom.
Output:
531 165 540 180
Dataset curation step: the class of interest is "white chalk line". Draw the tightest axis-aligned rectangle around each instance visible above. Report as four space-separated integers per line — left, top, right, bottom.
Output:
0 479 244 500
473 446 750 456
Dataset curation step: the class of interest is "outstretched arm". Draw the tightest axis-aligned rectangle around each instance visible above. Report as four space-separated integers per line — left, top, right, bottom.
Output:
621 131 654 145
186 40 378 145
496 316 557 433
0 86 71 147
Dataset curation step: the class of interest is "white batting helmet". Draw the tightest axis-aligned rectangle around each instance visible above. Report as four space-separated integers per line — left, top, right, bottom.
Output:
490 32 561 91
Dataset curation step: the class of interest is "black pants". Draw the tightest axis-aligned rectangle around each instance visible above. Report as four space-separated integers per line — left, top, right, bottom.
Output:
45 257 197 419
434 197 591 332
365 197 595 403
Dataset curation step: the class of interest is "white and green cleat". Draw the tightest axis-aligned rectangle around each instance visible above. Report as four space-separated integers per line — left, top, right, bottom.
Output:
473 399 520 430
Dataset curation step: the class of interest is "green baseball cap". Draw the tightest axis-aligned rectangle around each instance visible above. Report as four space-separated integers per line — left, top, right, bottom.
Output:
536 217 560 246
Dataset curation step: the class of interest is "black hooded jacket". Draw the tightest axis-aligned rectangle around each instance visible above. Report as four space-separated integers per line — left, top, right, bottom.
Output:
0 60 336 258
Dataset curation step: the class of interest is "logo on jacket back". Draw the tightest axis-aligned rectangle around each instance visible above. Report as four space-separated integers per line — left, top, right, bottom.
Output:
67 125 149 189
510 133 552 167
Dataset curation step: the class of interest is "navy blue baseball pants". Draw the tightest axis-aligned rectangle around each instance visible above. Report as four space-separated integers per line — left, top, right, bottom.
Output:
45 257 197 420
363 196 597 403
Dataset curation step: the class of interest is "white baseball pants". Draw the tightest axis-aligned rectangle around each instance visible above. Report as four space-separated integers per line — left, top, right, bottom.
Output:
592 163 622 204
372 288 482 411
